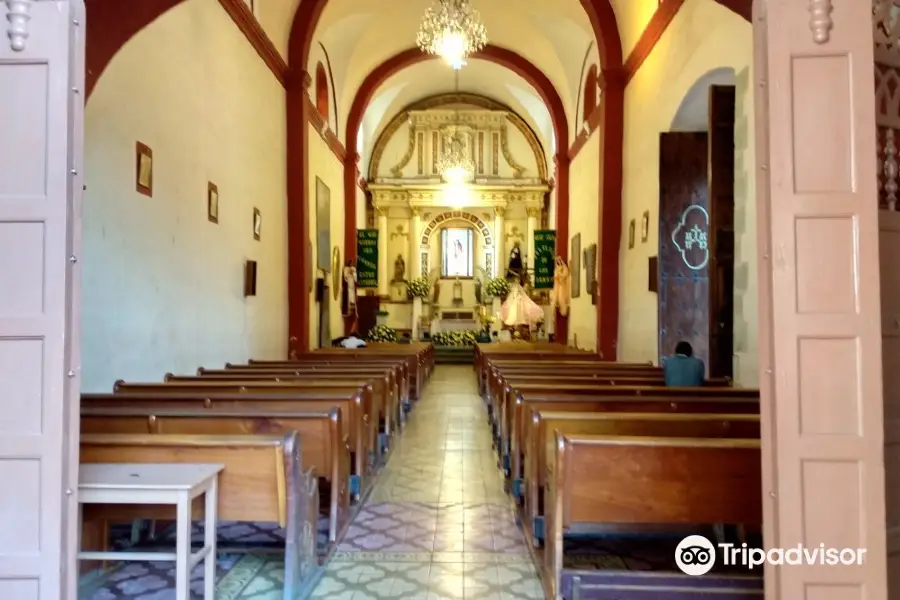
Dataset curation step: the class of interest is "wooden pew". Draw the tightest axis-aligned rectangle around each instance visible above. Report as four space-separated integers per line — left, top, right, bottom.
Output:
111 380 383 470
523 411 760 545
209 364 409 422
164 371 400 447
543 434 762 600
80 431 320 600
80 407 349 542
502 385 759 474
82 390 372 495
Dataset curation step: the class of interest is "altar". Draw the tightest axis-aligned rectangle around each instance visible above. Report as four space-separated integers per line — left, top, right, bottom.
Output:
432 310 478 333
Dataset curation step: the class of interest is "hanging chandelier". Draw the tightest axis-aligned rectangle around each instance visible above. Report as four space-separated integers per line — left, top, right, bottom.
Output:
416 0 487 69
436 70 475 184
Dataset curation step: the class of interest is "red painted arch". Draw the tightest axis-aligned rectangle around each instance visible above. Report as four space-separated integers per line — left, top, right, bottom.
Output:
339 45 570 341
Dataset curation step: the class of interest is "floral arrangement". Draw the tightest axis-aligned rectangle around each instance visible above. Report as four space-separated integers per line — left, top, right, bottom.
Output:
406 276 431 299
431 330 479 347
367 324 397 343
485 277 510 298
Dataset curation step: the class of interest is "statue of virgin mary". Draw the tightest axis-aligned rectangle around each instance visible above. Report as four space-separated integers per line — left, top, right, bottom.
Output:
500 278 544 328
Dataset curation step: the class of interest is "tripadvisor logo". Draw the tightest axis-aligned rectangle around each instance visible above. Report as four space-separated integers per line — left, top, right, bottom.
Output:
675 535 867 576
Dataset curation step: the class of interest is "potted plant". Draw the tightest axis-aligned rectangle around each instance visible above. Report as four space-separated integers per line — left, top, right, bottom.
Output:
406 276 431 300
485 277 510 300
367 324 397 343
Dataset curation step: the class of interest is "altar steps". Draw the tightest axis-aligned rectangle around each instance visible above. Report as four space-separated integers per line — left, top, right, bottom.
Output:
433 346 476 364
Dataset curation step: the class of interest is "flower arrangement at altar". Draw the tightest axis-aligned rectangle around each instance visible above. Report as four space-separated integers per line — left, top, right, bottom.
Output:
406 276 431 299
367 324 397 343
479 313 495 330
485 277 510 298
431 330 479 347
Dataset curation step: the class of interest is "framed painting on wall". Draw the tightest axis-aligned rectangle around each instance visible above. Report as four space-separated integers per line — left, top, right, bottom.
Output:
570 233 581 298
207 182 218 224
316 177 331 272
253 208 261 241
641 210 649 242
628 219 636 249
135 142 153 197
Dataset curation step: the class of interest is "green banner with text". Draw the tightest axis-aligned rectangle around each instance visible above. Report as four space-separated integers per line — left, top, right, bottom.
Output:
533 229 556 289
356 229 379 288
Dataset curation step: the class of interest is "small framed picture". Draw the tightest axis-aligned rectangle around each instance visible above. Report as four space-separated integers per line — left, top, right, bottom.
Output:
135 142 153 197
641 210 649 243
207 182 219 224
628 219 636 249
253 207 262 241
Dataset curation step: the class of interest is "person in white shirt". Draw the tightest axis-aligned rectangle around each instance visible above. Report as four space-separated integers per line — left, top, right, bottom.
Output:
340 332 367 349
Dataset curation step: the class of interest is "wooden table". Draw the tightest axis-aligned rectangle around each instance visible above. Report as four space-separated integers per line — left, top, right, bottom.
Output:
77 463 224 600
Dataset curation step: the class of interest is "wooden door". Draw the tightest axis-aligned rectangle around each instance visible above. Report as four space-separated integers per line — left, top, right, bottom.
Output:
756 0 887 598
0 2 84 598
658 132 709 369
708 85 736 379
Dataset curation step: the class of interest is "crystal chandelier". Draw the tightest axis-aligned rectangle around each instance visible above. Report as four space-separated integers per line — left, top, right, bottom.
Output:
416 0 487 69
436 71 475 184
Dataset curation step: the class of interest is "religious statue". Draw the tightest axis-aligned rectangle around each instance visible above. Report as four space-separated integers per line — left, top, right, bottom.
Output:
432 279 441 304
393 254 406 282
452 277 463 307
507 242 523 281
551 256 571 317
500 278 544 341
474 277 483 305
342 260 357 317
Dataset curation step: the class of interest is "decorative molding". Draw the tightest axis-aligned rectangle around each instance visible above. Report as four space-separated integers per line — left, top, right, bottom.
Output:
874 0 900 68
432 131 439 175
499 126 527 178
375 207 388 218
390 225 408 240
305 95 346 162
417 132 425 175
419 210 494 248
505 225 524 243
494 207 506 218
808 0 832 44
367 93 549 181
478 131 485 173
389 126 417 177
5 0 30 52
217 0 287 85
526 207 540 218
492 132 500 175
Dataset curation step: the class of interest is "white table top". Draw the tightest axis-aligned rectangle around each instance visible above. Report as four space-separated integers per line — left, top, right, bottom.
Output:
79 463 224 491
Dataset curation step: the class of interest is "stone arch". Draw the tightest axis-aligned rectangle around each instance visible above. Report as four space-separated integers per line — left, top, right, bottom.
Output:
420 211 494 249
368 92 549 181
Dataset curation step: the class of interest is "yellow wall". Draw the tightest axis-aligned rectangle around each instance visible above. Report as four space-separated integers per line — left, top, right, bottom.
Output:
307 123 345 349
617 0 755 382
611 0 658 59
567 133 600 351
82 0 288 391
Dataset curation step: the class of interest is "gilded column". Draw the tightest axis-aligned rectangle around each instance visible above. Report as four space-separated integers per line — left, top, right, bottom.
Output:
494 207 506 277
410 207 422 279
526 207 539 272
376 207 389 297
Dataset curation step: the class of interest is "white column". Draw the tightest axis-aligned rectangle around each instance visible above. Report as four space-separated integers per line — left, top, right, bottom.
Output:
494 207 505 277
377 207 389 296
526 207 539 272
409 208 421 279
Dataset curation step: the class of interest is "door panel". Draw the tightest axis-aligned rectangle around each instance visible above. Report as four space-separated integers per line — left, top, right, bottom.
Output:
658 132 709 370
0 2 84 598
708 85 736 379
757 0 887 597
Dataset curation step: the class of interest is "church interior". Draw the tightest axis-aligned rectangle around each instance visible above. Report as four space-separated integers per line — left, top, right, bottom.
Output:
0 0 893 599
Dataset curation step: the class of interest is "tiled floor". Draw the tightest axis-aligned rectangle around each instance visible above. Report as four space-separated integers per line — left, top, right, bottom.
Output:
311 365 544 600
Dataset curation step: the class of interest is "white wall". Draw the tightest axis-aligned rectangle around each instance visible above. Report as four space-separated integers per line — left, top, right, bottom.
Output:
567 133 600 351
81 0 288 391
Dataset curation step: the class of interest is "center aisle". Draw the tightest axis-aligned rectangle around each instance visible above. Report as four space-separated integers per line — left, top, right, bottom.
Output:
310 365 544 600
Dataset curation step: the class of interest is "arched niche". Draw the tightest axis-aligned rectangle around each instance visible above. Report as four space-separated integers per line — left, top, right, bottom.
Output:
369 93 549 182
670 67 737 132
420 210 493 249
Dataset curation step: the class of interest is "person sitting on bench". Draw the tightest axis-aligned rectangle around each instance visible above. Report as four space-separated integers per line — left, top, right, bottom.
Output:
340 331 367 349
664 340 705 387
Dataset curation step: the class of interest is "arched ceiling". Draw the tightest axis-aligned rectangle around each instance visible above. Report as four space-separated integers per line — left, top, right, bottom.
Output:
309 0 597 148
358 58 555 173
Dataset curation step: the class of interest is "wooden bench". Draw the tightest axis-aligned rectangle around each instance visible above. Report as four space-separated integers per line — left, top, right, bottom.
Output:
82 390 372 495
501 385 759 475
80 407 349 542
80 431 320 600
111 381 383 470
523 411 760 545
543 434 762 600
209 365 409 422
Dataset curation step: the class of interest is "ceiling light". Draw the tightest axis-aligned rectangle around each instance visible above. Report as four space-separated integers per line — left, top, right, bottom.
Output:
416 0 487 69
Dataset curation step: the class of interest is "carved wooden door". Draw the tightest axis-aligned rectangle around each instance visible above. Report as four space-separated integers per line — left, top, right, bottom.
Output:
707 85 736 379
0 1 84 598
658 132 709 370
756 0 887 597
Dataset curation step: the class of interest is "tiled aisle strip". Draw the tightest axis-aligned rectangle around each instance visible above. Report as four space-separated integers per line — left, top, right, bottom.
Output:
310 365 544 600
